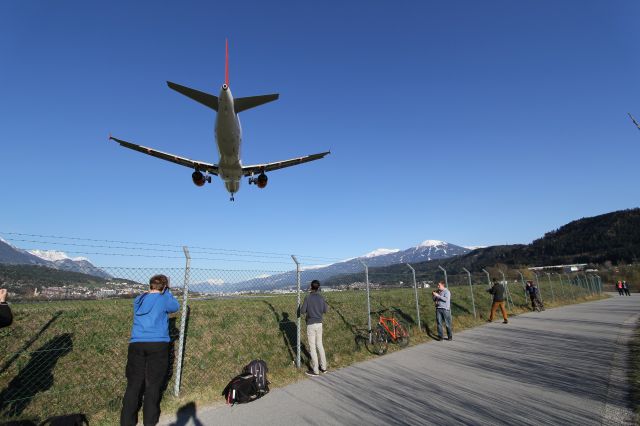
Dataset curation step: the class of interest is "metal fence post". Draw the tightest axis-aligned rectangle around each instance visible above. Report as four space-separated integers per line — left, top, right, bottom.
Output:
517 271 527 308
556 273 566 299
438 265 448 287
462 267 477 318
564 274 574 300
546 272 556 303
482 269 491 288
407 264 421 331
360 261 372 343
174 246 191 397
597 275 603 294
291 255 301 369
533 272 543 302
583 274 592 295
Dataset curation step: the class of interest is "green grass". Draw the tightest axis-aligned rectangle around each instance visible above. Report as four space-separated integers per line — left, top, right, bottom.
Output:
0 282 603 424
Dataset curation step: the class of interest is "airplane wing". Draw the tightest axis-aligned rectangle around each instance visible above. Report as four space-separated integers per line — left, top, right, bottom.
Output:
109 136 219 175
241 151 330 176
629 113 640 131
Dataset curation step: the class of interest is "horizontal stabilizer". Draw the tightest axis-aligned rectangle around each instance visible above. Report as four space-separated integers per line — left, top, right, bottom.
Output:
167 81 218 111
234 94 279 113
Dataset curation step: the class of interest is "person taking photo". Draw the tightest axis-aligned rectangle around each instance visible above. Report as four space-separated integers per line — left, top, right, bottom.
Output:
121 274 179 426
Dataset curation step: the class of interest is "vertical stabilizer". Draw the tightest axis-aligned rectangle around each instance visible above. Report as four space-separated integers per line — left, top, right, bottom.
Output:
225 39 229 87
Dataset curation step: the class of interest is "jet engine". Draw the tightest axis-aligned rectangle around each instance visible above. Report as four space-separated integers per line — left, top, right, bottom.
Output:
192 171 207 187
249 173 268 189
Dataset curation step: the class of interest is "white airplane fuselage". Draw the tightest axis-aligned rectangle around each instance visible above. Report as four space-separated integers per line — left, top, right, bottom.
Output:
215 85 243 195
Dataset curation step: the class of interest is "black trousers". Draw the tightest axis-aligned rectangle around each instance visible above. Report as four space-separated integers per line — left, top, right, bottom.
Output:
120 342 170 426
0 304 12 328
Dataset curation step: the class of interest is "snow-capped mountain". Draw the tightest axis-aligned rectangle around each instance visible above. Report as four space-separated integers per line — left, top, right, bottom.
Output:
0 239 111 278
223 240 470 292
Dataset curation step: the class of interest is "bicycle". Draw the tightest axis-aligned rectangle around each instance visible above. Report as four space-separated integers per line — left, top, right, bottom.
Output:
368 312 410 355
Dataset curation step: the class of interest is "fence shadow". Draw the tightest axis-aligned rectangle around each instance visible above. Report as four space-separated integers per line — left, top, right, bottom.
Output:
325 301 370 351
262 301 310 369
0 310 64 376
40 413 89 425
169 401 204 426
451 301 472 316
389 306 416 325
0 333 74 417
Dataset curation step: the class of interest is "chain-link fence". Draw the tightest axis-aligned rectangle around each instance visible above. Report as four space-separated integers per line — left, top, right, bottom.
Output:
0 244 606 423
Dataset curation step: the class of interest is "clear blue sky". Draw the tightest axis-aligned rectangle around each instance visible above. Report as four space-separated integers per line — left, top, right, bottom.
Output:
1 1 639 269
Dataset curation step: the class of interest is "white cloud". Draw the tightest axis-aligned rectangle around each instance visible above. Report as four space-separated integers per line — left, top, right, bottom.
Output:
205 278 224 285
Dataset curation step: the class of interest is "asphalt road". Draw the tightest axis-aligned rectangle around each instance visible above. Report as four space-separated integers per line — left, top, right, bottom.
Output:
160 294 638 426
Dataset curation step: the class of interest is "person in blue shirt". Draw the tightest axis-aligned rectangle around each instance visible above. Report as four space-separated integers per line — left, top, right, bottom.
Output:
121 274 179 426
432 281 452 341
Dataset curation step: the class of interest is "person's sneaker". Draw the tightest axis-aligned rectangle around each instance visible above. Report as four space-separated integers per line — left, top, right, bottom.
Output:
305 370 319 377
486 320 492 323
446 336 453 341
319 368 328 374
503 320 508 324
435 336 443 341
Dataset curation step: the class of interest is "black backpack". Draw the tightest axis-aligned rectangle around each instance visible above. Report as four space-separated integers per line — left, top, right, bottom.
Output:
222 373 258 405
243 359 269 394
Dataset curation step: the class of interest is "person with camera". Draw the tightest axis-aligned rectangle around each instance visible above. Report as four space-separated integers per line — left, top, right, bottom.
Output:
0 289 13 329
432 281 452 341
301 279 328 377
121 274 179 426
487 280 508 324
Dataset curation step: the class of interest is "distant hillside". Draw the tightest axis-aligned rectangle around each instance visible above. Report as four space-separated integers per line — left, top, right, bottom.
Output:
326 208 640 284
0 264 109 293
0 239 111 278
229 240 469 292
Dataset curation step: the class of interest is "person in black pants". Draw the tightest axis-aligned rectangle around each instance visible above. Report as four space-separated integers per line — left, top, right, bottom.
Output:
0 289 13 328
121 275 179 426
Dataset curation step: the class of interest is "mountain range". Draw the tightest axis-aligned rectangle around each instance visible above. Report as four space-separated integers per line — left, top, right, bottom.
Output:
211 240 470 292
323 208 640 286
0 238 111 279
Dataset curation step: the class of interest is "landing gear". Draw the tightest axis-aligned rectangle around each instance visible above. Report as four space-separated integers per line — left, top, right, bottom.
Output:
230 194 235 202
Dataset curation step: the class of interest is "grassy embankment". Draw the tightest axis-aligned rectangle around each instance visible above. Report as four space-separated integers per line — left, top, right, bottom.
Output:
0 280 602 425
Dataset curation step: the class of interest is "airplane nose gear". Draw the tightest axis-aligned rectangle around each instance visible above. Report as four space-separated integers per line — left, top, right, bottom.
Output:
230 194 235 201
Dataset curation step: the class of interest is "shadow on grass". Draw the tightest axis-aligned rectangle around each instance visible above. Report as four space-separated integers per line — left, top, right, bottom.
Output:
2 413 89 425
0 333 74 417
262 301 311 369
325 301 372 353
0 310 64 376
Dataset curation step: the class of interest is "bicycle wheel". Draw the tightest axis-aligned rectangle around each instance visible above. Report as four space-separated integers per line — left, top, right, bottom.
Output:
395 322 410 347
368 326 388 355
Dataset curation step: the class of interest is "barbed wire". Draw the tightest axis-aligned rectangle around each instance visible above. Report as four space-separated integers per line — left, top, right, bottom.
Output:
0 232 345 262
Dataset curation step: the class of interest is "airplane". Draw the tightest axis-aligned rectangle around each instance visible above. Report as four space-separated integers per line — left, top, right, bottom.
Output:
110 40 330 201
629 113 640 131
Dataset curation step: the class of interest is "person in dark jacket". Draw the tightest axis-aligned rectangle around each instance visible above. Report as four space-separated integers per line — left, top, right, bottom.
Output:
487 280 508 324
525 281 544 311
0 289 13 328
300 280 328 377
121 274 180 426
623 281 631 296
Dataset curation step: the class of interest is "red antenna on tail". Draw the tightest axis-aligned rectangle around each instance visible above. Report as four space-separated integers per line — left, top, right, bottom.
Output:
225 39 229 87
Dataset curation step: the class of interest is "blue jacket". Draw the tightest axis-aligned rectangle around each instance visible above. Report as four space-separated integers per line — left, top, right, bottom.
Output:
130 290 180 343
